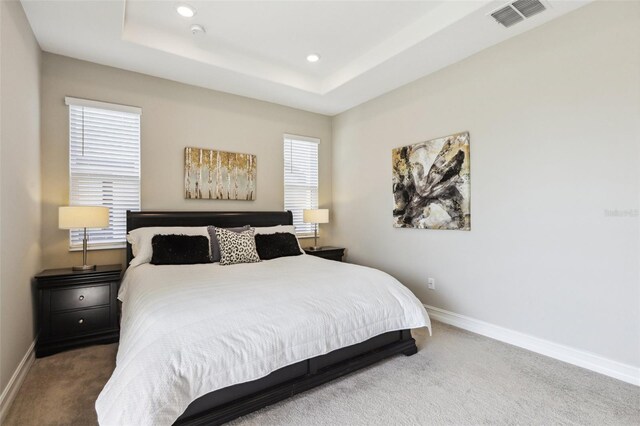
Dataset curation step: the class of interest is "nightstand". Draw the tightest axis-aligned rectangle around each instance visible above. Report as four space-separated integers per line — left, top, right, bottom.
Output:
35 264 122 357
304 246 345 262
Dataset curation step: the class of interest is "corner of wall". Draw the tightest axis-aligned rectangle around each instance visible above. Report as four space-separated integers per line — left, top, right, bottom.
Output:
0 0 43 412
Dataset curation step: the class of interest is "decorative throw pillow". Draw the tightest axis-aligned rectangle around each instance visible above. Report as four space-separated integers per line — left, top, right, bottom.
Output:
215 227 261 266
127 226 210 267
150 235 212 265
253 225 303 254
207 225 250 262
254 233 303 260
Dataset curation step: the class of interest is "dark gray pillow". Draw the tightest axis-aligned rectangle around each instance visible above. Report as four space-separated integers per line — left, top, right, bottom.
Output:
150 235 212 265
207 225 250 262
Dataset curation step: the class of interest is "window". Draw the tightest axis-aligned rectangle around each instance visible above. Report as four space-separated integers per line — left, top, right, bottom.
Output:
66 97 141 249
284 134 319 236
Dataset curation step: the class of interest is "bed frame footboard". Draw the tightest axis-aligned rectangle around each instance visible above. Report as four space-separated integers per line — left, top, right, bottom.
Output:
175 329 417 426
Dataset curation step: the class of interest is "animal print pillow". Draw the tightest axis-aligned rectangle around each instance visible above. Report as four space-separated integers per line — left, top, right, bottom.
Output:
215 227 261 266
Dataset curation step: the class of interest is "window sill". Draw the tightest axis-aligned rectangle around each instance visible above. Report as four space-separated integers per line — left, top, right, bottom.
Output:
69 243 126 252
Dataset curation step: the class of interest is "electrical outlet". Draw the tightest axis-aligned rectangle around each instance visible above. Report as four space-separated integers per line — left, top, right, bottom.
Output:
427 278 436 290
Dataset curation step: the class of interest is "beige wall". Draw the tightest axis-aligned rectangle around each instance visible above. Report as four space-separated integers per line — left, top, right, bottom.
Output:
0 0 41 395
41 53 333 268
331 1 640 367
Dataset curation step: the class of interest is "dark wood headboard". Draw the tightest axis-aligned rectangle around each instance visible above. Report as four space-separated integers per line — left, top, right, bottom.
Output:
126 210 293 266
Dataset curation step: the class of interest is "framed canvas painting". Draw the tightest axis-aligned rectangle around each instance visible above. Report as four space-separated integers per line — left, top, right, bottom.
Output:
392 132 470 230
184 147 256 200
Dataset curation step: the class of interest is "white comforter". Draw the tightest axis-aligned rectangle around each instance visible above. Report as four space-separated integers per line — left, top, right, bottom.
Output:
95 255 430 425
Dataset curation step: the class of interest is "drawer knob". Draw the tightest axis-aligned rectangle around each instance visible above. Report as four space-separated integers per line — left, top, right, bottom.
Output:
78 295 85 301
78 318 84 324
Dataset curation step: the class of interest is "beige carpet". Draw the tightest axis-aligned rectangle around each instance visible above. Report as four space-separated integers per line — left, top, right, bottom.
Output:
4 339 116 426
4 321 639 425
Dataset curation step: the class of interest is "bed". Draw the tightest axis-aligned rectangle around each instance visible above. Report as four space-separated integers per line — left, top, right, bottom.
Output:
95 211 431 425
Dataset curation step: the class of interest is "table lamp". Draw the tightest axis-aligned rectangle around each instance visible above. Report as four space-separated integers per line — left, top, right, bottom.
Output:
59 206 110 270
303 209 329 251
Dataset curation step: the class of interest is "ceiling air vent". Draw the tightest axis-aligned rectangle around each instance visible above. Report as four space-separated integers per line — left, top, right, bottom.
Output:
512 0 547 18
491 5 523 27
490 0 547 28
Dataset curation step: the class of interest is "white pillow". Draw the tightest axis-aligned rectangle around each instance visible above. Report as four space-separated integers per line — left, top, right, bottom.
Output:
127 226 210 267
252 225 304 254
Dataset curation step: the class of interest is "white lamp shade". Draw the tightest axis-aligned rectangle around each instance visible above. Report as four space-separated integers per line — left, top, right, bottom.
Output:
303 209 329 224
59 206 110 229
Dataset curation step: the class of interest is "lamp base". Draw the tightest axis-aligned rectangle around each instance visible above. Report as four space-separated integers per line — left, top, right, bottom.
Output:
306 246 323 251
72 264 96 271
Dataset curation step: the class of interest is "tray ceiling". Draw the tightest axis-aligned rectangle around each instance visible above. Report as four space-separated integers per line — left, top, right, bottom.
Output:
21 0 590 115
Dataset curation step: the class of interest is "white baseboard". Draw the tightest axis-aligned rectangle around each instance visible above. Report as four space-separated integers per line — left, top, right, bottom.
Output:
0 340 36 423
425 304 640 386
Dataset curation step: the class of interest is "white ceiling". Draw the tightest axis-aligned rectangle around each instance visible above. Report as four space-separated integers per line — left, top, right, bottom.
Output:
21 0 591 115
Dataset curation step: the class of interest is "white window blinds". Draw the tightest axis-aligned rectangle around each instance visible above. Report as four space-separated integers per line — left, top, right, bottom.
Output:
66 97 141 249
284 134 319 236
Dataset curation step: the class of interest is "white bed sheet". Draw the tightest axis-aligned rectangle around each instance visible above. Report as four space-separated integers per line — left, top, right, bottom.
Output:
95 255 430 425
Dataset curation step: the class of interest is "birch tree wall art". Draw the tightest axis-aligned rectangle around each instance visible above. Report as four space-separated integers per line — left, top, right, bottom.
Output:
184 147 256 200
392 132 470 230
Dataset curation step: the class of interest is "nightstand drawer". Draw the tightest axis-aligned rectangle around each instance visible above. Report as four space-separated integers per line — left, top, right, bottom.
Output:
51 307 111 338
51 284 110 312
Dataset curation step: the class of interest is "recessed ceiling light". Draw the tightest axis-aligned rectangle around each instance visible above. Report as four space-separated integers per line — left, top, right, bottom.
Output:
306 54 320 63
176 4 196 18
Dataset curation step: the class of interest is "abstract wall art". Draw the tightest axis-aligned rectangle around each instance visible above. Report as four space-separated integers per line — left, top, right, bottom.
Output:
392 132 470 230
184 147 256 200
